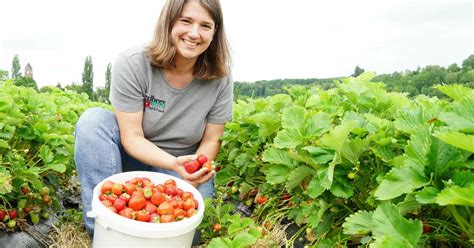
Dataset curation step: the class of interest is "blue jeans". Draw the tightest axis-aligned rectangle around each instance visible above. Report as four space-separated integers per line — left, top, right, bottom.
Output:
74 107 214 236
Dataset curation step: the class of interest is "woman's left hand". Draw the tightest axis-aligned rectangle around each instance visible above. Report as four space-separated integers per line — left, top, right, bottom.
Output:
174 155 215 187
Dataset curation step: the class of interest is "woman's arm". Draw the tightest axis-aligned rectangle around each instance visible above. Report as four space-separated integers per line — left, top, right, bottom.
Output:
196 123 225 164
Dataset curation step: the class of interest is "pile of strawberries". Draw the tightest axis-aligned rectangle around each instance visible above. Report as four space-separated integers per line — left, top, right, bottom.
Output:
99 177 198 223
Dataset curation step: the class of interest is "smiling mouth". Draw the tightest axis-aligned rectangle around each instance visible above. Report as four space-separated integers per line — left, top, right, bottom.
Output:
182 39 198 48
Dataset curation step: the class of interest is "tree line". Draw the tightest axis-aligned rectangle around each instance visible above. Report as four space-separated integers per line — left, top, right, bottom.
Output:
234 55 474 99
2 54 473 102
1 55 112 103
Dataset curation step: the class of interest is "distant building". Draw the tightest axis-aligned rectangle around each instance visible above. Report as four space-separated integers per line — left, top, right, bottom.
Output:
24 63 33 78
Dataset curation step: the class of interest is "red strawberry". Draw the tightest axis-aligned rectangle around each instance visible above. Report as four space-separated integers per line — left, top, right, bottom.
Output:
184 160 201 174
197 154 208 165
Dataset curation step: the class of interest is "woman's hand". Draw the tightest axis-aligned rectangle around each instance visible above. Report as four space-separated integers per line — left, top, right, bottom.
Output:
174 155 215 188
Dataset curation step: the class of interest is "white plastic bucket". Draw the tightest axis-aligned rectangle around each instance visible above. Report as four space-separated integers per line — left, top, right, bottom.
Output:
87 171 205 248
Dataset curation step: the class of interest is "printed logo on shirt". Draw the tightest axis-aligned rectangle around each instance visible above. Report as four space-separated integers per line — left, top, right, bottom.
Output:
145 95 166 112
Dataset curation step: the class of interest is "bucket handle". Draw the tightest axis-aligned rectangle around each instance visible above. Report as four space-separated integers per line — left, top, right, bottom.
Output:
87 211 109 230
86 211 97 218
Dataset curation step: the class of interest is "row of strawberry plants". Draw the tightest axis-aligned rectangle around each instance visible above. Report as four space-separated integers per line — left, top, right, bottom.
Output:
209 72 473 247
0 81 108 230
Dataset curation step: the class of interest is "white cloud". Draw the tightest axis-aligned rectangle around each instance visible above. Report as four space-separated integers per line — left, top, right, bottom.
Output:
0 0 472 88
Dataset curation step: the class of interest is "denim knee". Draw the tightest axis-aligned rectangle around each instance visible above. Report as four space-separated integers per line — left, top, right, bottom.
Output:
75 107 117 135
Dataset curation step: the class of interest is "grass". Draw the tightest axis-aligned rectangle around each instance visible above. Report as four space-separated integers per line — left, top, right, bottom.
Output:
49 222 91 248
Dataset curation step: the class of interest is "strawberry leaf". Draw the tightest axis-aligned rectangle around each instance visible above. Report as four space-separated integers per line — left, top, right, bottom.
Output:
285 166 314 191
231 232 258 248
264 165 291 185
262 147 295 167
343 210 372 235
435 184 474 207
371 203 422 247
307 176 325 198
434 84 474 101
434 131 474 153
274 128 304 149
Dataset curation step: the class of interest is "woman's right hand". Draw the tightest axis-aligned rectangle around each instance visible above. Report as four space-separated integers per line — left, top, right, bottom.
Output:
174 155 214 188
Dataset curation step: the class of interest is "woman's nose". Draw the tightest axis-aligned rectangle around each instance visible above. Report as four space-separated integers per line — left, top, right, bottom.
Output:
187 25 199 38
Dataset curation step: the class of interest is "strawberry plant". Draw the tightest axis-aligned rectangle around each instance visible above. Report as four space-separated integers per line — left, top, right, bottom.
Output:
0 80 108 230
211 73 474 247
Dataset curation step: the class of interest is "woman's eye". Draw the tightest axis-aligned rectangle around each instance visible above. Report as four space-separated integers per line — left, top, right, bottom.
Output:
181 19 191 24
202 24 214 30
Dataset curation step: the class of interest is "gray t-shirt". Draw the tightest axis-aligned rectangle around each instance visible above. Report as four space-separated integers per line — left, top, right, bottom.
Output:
109 45 233 156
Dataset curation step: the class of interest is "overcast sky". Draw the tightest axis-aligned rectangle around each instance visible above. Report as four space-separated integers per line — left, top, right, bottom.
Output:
0 0 472 88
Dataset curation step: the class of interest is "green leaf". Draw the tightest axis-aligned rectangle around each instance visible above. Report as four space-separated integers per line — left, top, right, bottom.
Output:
305 94 321 109
0 139 10 149
274 128 304 149
207 238 232 248
434 131 474 153
397 194 422 214
265 165 291 185
307 176 325 198
305 112 332 137
215 169 234 185
371 237 412 248
231 232 258 248
394 107 427 134
0 171 13 194
318 166 332 190
434 84 474 101
343 210 372 235
452 170 474 187
286 166 315 191
281 106 306 130
427 138 464 177
435 184 474 207
371 203 422 247
44 163 66 173
302 146 334 164
247 229 262 239
39 145 54 163
341 138 369 165
269 94 292 112
330 175 355 198
451 95 474 123
374 160 429 200
250 112 281 138
439 112 474 133
415 187 440 204
320 121 356 152
405 126 431 167
262 148 295 167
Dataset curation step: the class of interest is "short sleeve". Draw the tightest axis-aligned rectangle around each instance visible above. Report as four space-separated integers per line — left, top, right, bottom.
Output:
109 53 146 112
207 75 234 124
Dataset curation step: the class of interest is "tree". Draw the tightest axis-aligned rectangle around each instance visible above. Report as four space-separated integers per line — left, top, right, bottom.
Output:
11 55 21 79
447 63 460 73
82 56 94 100
105 63 112 102
65 83 84 93
0 70 8 81
462 54 474 70
352 65 365 77
94 87 108 103
13 76 38 90
55 82 64 91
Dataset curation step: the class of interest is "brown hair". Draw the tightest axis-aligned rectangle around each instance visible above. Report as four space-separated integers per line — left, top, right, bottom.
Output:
147 0 231 80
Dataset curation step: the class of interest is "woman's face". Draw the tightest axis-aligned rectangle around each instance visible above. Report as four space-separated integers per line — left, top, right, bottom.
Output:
171 1 215 64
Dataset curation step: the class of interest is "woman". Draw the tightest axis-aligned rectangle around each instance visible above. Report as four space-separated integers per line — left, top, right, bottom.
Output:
74 0 232 237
